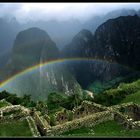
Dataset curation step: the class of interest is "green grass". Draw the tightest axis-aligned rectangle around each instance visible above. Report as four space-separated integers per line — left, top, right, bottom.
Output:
0 119 33 137
0 101 10 108
94 79 140 106
121 90 140 105
61 120 140 137
3 110 21 116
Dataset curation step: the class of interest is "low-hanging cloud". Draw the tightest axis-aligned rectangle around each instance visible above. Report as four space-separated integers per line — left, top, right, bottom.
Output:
0 3 140 23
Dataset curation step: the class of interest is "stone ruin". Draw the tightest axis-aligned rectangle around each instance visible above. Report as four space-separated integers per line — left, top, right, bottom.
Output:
45 101 140 135
1 99 140 136
72 100 107 119
54 109 69 125
0 105 31 120
33 111 51 135
48 100 108 126
111 102 140 129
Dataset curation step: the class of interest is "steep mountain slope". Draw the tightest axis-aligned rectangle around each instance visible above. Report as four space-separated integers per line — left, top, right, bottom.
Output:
22 19 83 49
12 27 59 66
0 63 83 101
0 27 83 100
2 27 59 76
61 29 94 58
61 15 140 90
93 15 140 70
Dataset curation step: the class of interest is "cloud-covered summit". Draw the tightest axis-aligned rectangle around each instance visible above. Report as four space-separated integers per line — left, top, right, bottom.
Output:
0 3 140 23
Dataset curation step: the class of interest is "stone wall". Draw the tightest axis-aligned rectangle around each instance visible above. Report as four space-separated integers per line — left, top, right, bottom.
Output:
109 102 134 111
1 100 140 136
0 105 31 122
110 102 140 121
124 104 140 121
132 121 140 129
0 105 30 115
50 100 108 126
43 102 140 136
54 109 69 125
45 110 114 136
26 116 41 137
114 111 133 129
33 111 51 135
72 100 107 119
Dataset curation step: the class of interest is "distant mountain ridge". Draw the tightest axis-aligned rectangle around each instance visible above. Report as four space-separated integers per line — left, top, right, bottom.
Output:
62 15 140 70
61 15 140 89
4 27 59 74
61 29 94 58
84 8 138 32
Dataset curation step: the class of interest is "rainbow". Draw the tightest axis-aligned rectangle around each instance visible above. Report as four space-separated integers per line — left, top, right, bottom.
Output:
0 57 135 88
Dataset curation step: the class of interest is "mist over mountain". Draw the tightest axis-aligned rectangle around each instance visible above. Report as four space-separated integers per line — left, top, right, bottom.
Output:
0 17 21 67
61 15 140 89
84 9 137 32
20 8 140 49
62 15 140 70
61 29 94 58
0 7 139 55
22 19 83 50
0 27 83 100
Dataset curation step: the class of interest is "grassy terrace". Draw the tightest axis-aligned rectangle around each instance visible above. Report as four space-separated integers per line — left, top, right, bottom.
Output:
121 90 140 105
61 120 140 137
0 119 33 137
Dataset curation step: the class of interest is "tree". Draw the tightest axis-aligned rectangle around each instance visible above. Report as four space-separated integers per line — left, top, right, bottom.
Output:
21 94 31 106
68 92 83 110
36 101 48 115
6 94 20 105
0 90 10 100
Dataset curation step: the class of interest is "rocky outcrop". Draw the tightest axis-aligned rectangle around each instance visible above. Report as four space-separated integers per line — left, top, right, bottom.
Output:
93 15 140 70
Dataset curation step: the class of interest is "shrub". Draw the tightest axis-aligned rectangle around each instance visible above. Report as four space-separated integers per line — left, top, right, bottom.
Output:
50 115 56 126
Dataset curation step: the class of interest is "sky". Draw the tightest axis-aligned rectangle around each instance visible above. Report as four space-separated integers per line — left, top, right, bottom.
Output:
0 3 140 23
